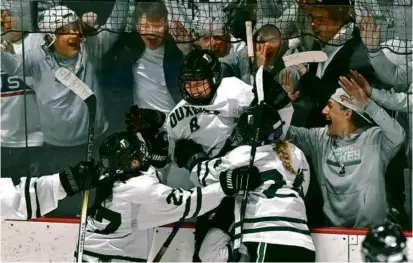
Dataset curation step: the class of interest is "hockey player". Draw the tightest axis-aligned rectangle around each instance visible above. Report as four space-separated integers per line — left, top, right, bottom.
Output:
166 48 255 160
125 49 293 261
361 221 408 262
185 102 316 262
163 48 291 163
124 49 291 166
1 129 260 261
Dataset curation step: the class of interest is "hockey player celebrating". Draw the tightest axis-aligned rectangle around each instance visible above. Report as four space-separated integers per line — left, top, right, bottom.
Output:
361 221 408 262
1 129 260 261
185 102 316 262
123 48 293 261
166 48 255 160
125 48 291 166
161 48 291 163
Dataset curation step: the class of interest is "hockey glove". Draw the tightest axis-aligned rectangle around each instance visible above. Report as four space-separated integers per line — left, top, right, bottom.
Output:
219 166 261 196
145 130 169 168
59 160 101 196
224 102 283 150
174 139 208 171
125 105 166 134
251 69 290 110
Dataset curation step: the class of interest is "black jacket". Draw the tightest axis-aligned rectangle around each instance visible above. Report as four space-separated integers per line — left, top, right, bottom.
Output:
298 28 376 127
102 32 185 105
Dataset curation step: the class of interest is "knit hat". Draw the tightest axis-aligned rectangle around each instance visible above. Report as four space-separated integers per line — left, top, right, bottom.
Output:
38 5 79 33
331 88 372 124
192 3 227 37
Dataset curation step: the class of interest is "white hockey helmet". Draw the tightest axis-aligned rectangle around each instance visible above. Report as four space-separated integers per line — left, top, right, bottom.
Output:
38 5 79 33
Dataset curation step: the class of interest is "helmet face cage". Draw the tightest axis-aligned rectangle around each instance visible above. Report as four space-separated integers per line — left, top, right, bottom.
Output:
179 50 221 105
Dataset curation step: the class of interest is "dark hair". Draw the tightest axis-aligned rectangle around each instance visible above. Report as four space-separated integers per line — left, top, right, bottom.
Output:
319 5 353 24
135 1 168 22
339 104 371 128
254 24 282 43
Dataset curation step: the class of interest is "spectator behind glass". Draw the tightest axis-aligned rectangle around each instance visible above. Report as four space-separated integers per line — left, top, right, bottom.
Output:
357 13 412 229
192 3 244 58
358 13 412 90
108 2 190 189
110 1 184 114
1 6 44 180
345 72 412 228
296 0 375 128
1 1 129 216
284 69 406 228
220 20 291 85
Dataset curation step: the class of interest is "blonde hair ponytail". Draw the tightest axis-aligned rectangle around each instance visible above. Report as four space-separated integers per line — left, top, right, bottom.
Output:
273 140 295 174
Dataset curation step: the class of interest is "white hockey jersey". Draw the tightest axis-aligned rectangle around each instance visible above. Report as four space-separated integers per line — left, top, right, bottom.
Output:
0 166 226 261
190 143 316 253
166 77 254 158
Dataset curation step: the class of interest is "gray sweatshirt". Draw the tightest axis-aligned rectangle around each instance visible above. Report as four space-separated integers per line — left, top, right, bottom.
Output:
371 85 412 166
1 0 128 147
286 101 406 227
368 49 412 91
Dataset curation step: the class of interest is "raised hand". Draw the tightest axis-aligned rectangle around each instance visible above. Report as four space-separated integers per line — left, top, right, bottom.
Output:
82 12 98 29
169 20 191 43
349 70 372 97
359 11 380 50
0 38 15 53
338 74 371 109
255 37 280 69
280 68 300 102
125 105 166 133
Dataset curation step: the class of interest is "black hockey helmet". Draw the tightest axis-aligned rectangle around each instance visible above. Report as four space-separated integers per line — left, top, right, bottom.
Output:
362 221 407 262
178 49 221 105
225 102 292 151
99 131 150 173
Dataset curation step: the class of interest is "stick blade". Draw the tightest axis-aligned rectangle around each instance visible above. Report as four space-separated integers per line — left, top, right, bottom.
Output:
282 51 328 67
55 67 94 100
255 66 264 103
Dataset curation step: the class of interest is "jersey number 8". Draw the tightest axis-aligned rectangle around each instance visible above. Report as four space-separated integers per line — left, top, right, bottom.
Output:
190 117 200 133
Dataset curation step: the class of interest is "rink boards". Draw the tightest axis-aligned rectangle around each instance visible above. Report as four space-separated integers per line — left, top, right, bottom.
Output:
1 217 412 262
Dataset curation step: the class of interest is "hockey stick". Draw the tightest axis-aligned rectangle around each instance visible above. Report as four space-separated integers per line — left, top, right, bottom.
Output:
282 51 328 68
245 21 255 86
152 219 185 262
233 67 264 259
55 67 97 263
232 21 264 261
